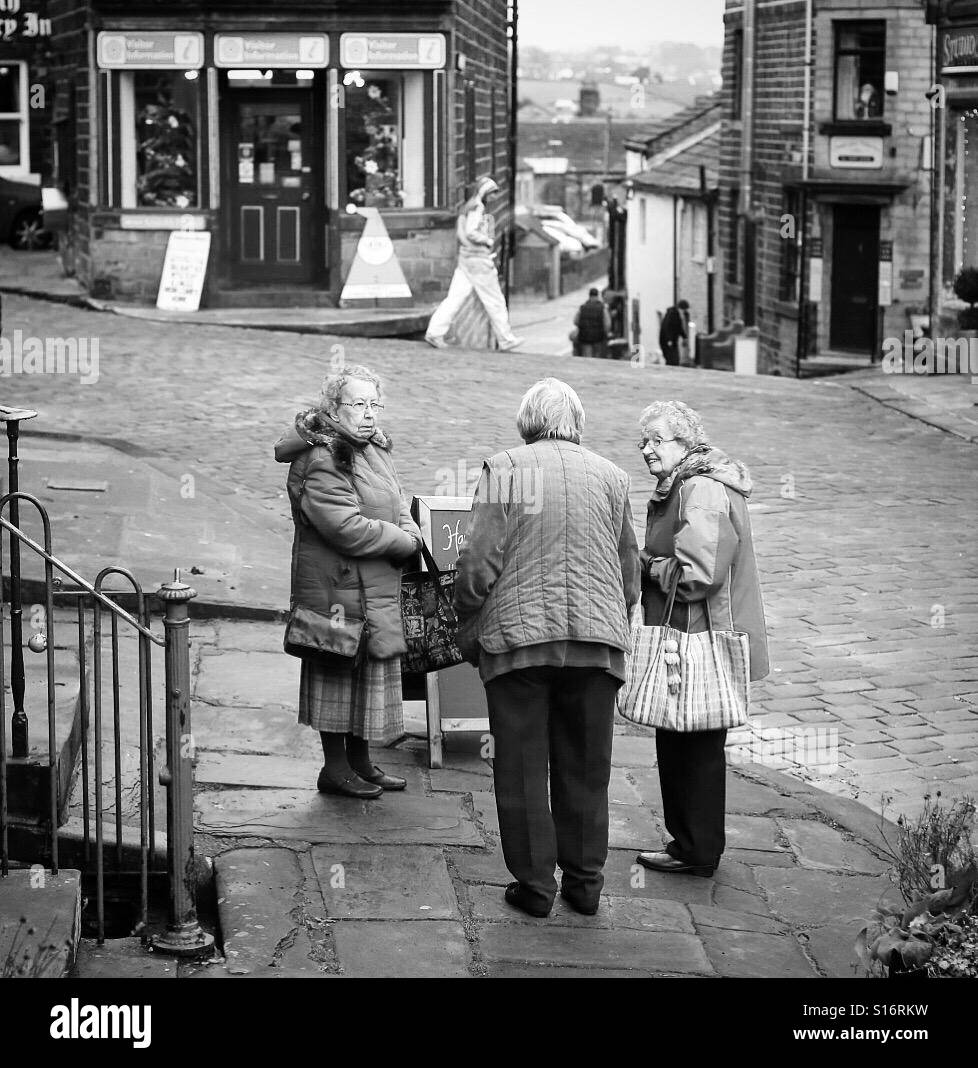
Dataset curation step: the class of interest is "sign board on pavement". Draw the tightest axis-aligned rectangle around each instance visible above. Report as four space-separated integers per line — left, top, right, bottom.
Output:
157 230 211 312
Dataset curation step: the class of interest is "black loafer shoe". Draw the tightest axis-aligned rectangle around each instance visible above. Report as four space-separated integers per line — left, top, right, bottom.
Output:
559 890 600 916
317 768 383 799
358 765 407 791
635 851 715 878
504 882 552 918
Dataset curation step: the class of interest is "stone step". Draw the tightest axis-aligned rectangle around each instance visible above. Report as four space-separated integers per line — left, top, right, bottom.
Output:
0 867 82 977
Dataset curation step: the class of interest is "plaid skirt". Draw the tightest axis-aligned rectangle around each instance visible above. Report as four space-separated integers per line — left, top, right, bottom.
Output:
298 655 404 743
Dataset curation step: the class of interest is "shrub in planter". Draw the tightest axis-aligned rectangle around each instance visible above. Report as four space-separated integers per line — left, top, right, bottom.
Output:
953 267 978 330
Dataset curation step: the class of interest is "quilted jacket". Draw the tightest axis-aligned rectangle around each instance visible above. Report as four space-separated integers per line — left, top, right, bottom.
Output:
453 438 641 657
274 411 422 660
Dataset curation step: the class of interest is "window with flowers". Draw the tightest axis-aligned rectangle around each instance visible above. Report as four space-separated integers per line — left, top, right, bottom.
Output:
114 70 200 209
343 71 432 209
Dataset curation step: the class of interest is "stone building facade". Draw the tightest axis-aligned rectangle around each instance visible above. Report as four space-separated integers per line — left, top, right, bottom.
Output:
43 0 512 306
719 0 934 375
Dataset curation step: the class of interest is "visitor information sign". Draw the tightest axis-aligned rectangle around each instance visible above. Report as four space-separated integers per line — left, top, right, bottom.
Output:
157 231 211 312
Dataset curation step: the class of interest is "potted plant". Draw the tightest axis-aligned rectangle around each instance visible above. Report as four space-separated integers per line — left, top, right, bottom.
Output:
953 267 978 330
855 793 978 978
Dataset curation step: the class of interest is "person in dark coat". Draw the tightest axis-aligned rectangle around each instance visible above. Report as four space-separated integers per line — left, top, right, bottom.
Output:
633 400 769 877
572 287 612 359
659 300 690 366
274 365 423 799
453 378 641 918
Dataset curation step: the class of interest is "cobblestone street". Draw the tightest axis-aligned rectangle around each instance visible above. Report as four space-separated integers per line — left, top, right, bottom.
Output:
3 291 978 823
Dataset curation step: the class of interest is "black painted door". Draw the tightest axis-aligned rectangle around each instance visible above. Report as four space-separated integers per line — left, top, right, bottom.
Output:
830 205 879 354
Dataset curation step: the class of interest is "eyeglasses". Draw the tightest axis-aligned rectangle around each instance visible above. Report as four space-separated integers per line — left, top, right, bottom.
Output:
339 401 385 415
638 436 677 451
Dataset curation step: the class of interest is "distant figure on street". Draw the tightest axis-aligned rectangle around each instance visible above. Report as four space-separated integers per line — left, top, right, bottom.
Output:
454 378 641 919
572 287 612 359
425 176 524 352
659 300 690 367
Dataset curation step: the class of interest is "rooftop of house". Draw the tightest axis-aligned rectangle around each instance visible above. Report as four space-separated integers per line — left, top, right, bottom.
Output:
623 94 722 158
628 127 722 197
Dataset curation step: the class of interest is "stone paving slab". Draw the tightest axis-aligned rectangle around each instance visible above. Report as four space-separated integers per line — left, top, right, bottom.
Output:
0 869 81 978
332 920 470 977
478 922 714 974
698 927 816 978
73 937 178 978
689 904 788 936
446 847 510 886
195 751 425 791
428 769 494 794
197 789 483 846
724 814 789 853
779 821 889 874
310 845 459 920
214 847 324 976
754 868 894 928
196 650 300 708
803 924 866 979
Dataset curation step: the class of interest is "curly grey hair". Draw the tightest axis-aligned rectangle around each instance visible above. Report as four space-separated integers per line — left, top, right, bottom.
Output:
517 377 585 444
638 400 707 450
320 364 382 413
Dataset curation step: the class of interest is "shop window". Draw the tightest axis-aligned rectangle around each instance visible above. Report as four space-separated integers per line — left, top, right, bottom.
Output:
0 63 28 171
834 21 885 121
953 107 978 275
344 71 430 209
780 189 801 302
117 70 200 209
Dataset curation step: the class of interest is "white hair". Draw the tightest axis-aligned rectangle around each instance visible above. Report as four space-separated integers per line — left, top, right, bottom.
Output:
638 400 707 450
517 378 585 444
321 364 382 413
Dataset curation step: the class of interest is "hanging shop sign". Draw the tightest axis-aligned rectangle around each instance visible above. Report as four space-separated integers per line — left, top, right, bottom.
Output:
215 33 329 69
940 26 978 75
339 33 446 70
829 136 883 170
97 31 204 70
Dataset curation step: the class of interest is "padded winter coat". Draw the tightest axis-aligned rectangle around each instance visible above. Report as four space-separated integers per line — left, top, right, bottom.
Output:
274 412 422 660
641 447 770 681
453 438 641 656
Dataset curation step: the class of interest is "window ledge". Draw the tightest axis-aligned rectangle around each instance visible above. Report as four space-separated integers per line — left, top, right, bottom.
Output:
726 282 744 298
340 208 455 233
819 120 892 137
774 299 800 319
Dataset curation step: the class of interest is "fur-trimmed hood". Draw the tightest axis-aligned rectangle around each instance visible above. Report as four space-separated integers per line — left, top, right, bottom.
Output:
650 444 753 503
274 409 393 472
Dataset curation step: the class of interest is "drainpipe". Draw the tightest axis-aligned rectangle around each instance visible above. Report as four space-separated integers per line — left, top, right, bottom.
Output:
739 0 757 325
796 0 814 375
928 10 941 340
506 0 518 305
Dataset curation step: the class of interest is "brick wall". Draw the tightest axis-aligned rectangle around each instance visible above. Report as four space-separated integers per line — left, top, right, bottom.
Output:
719 0 933 375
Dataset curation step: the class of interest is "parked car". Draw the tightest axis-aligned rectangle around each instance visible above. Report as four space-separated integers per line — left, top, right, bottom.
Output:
532 205 601 251
0 175 52 250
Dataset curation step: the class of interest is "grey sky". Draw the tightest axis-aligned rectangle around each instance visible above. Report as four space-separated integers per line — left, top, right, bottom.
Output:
518 0 725 50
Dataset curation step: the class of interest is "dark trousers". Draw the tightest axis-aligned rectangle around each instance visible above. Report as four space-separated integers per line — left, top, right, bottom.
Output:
661 340 681 366
656 728 727 867
485 666 618 911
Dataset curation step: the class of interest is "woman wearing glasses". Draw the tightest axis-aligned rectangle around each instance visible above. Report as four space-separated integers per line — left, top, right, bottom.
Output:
275 365 423 798
634 400 769 876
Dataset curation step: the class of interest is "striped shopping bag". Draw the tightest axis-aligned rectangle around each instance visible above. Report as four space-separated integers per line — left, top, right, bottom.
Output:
617 576 751 732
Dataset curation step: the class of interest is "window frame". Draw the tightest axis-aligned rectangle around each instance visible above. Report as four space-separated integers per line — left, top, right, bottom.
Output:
832 19 886 122
730 29 744 123
114 69 203 210
780 188 802 303
0 61 31 176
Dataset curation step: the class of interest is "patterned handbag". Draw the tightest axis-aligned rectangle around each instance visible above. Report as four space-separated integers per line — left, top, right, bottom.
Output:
400 541 464 674
617 572 750 731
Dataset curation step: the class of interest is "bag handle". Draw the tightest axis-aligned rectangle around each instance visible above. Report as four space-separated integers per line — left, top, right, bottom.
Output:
660 566 716 635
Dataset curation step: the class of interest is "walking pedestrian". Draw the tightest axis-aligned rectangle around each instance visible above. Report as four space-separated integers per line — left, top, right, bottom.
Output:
453 378 641 917
425 176 524 351
659 300 690 367
572 287 612 359
633 400 769 876
274 365 423 799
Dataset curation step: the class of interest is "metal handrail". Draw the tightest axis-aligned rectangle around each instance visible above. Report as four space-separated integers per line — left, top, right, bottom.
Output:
0 502 164 645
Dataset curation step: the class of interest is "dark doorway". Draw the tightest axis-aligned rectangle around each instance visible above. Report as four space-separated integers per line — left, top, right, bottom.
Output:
830 204 879 354
225 88 320 284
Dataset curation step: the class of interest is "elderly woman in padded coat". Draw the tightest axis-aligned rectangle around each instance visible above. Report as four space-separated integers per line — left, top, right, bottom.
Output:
634 400 769 878
274 364 422 799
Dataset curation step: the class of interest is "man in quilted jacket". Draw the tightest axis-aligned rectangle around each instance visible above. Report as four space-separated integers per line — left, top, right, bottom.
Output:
454 378 641 918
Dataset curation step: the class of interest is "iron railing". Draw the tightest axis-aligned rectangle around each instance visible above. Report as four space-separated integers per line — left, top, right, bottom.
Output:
0 491 213 957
